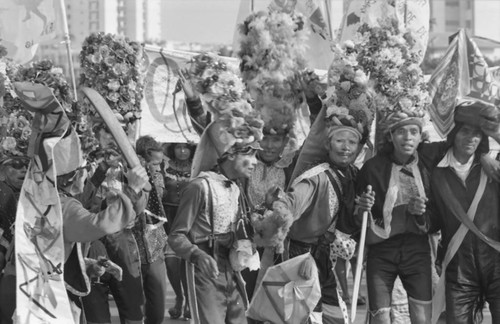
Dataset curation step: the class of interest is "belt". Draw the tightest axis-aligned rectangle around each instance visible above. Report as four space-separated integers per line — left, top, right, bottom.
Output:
195 232 234 261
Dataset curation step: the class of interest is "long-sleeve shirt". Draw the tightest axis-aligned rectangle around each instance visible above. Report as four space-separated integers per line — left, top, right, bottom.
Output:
356 142 446 245
280 163 342 244
62 188 143 261
168 171 240 261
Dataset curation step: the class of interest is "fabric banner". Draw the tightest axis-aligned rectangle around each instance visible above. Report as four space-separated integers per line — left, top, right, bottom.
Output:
427 29 500 138
0 0 62 64
142 46 239 143
339 0 429 63
15 105 74 323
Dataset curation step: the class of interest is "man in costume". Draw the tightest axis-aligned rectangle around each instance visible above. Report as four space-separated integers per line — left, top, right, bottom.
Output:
132 135 169 324
80 118 148 324
430 100 500 324
167 68 264 323
356 101 437 324
264 49 375 323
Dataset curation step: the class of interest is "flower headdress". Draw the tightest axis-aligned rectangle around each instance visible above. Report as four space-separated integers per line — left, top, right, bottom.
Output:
187 53 264 178
238 10 308 139
10 60 74 112
353 18 429 147
185 53 248 116
79 32 146 120
0 59 75 159
323 43 375 144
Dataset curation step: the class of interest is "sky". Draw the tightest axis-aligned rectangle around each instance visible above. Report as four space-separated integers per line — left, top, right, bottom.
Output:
162 0 344 44
163 0 243 44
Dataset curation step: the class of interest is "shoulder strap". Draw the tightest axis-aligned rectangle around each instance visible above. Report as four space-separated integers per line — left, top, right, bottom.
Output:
203 179 215 251
325 169 343 205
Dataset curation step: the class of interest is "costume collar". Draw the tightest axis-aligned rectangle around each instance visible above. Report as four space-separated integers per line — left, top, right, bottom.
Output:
437 148 475 170
390 152 418 167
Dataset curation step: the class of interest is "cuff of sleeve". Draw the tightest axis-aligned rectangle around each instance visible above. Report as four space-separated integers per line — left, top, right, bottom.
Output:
188 246 205 264
124 185 142 202
186 97 203 116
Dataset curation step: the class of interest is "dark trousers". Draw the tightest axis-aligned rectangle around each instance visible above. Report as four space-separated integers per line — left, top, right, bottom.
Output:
445 237 500 324
82 236 144 324
366 234 432 324
0 272 15 324
141 258 167 324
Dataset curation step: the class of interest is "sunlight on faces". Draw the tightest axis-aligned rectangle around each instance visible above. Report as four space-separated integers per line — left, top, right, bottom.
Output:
174 143 192 162
228 150 258 179
326 129 361 168
390 124 422 162
453 124 483 162
258 134 288 163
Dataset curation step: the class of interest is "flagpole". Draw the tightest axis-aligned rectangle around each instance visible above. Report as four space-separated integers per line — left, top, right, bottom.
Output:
58 0 78 100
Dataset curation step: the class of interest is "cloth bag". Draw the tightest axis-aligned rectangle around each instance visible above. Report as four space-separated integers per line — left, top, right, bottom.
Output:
247 253 321 324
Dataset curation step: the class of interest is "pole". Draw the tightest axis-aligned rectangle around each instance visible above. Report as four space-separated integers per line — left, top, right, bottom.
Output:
324 0 333 40
58 0 77 100
351 185 372 322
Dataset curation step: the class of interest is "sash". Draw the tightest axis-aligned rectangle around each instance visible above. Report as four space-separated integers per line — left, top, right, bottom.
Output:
431 170 489 324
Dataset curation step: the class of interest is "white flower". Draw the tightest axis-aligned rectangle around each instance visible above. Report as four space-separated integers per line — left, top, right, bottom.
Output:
353 70 368 85
343 40 355 49
340 81 351 92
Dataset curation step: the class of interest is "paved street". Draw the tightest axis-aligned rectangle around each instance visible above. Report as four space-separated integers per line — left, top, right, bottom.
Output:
109 277 493 324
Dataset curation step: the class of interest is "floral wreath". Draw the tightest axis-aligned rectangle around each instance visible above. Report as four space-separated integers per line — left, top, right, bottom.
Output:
238 10 309 138
10 60 74 112
352 18 429 122
185 53 263 150
186 53 247 115
324 43 375 144
1 59 76 157
79 32 146 119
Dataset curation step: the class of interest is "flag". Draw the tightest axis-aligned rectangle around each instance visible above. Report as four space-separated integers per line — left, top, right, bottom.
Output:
141 46 239 143
0 0 62 64
339 0 430 63
427 29 500 138
14 97 76 324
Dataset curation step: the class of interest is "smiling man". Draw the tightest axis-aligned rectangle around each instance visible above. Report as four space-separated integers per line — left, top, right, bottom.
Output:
356 107 435 324
167 86 264 323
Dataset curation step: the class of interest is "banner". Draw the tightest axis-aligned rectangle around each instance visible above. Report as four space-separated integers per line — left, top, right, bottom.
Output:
0 0 62 64
427 29 500 138
15 107 74 323
339 0 429 63
142 46 239 143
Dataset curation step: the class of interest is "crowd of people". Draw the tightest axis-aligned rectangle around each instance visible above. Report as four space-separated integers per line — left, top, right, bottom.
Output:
1 6 500 324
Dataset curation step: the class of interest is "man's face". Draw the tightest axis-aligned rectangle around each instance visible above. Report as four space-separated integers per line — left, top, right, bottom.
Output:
258 134 288 163
391 124 422 160
453 124 483 160
3 162 27 190
229 150 258 179
98 128 117 149
327 130 360 168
